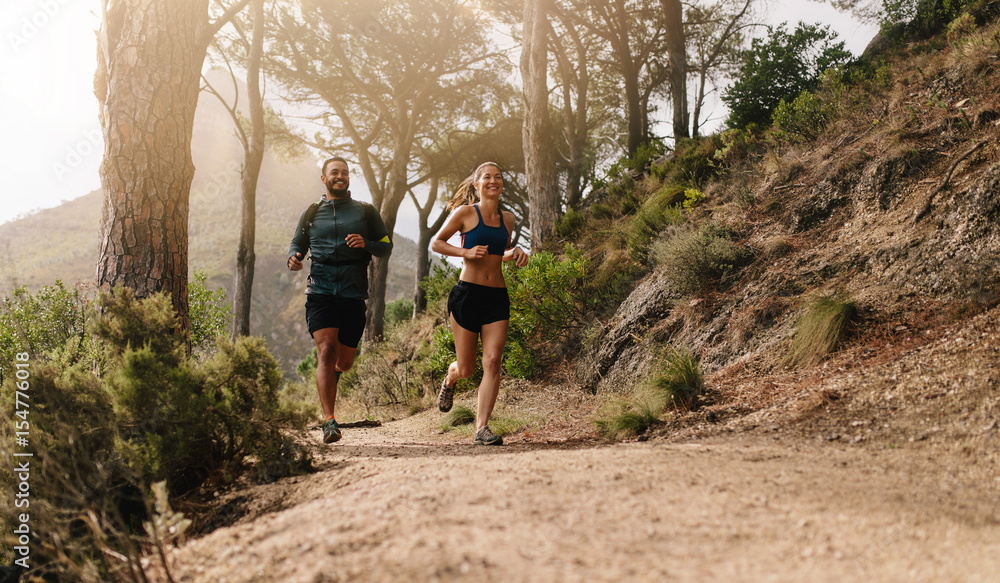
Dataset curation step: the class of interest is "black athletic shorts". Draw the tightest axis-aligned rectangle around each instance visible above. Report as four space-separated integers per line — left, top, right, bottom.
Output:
305 294 367 348
447 281 510 333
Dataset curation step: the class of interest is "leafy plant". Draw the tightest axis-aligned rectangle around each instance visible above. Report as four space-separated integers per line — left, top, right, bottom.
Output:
419 257 460 310
385 298 414 328
189 270 232 351
771 90 832 141
722 22 853 130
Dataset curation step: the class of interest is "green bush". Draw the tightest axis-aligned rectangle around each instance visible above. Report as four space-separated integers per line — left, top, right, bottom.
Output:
385 298 414 328
505 246 597 359
652 224 753 295
722 22 852 130
556 207 588 239
627 187 687 262
419 257 460 310
0 287 312 580
771 90 831 141
189 270 232 351
0 281 87 384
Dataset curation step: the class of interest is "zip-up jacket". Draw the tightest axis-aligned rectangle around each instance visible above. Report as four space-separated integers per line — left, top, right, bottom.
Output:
288 192 392 299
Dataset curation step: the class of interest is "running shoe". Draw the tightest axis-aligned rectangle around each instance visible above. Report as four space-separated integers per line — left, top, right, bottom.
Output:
322 418 342 444
473 426 503 446
437 376 455 412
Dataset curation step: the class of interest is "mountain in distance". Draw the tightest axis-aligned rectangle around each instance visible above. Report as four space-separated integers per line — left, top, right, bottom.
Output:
0 72 421 376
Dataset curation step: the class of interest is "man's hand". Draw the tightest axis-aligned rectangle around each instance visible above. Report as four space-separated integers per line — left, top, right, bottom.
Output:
288 252 304 271
345 234 366 249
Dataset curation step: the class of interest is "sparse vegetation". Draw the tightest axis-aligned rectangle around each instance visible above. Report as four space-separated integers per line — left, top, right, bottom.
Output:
649 347 704 411
652 224 753 295
784 295 858 368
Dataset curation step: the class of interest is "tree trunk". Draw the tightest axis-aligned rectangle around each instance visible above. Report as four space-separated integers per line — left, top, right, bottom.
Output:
412 175 442 317
521 0 559 250
364 150 408 343
661 0 689 141
232 0 266 340
95 0 211 335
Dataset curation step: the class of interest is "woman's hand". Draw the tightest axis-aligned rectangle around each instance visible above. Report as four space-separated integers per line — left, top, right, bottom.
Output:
507 246 529 267
464 245 490 260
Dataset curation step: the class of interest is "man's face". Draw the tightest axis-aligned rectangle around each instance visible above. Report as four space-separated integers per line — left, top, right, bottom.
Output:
321 160 350 197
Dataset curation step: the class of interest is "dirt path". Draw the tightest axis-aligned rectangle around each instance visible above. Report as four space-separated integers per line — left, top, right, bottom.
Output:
150 407 1000 583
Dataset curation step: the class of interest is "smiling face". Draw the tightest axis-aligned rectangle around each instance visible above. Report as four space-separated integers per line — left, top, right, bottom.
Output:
321 159 351 198
474 164 503 199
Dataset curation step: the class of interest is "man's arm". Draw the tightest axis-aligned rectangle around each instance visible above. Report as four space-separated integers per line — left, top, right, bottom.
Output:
287 206 312 269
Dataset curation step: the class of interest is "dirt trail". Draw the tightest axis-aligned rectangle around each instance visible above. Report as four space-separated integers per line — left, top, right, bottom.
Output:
150 406 1000 583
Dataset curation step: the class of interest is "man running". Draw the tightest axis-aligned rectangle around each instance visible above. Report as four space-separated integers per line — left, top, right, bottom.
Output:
288 156 392 444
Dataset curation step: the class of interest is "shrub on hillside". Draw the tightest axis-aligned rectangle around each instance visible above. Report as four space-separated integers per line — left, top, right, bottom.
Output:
0 287 312 580
652 224 753 295
505 247 598 370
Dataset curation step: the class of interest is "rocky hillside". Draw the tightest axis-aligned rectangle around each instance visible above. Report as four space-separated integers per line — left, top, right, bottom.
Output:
568 10 999 455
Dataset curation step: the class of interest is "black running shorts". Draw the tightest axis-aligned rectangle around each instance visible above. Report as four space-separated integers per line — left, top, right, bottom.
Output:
447 281 510 333
305 294 367 348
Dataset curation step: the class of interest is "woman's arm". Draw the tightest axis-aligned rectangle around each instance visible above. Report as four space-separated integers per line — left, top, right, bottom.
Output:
501 210 529 267
432 206 486 260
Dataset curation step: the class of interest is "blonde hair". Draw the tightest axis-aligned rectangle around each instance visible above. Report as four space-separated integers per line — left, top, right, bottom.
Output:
445 162 502 211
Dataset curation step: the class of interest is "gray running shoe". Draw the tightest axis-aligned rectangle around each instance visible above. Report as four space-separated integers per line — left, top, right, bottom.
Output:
437 376 455 412
473 426 503 446
322 418 342 444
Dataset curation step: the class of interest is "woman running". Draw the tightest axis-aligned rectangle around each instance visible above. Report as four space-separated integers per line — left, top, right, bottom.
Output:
431 162 529 445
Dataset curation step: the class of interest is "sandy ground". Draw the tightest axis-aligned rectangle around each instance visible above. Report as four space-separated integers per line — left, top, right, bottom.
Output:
147 403 1000 583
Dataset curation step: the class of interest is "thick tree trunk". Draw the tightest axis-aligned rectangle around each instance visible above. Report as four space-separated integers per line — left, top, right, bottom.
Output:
233 0 266 339
521 0 559 250
662 0 689 141
95 0 211 335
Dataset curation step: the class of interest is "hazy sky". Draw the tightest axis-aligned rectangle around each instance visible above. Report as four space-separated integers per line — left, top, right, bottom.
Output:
0 1 877 234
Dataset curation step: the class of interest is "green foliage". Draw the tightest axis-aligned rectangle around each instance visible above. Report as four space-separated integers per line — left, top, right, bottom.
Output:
650 347 704 411
419 257 460 309
505 247 598 366
784 295 858 368
627 187 687 262
556 207 588 239
189 270 233 351
595 395 662 440
722 22 853 130
667 137 724 186
385 298 414 328
0 287 312 578
879 0 971 37
652 224 753 295
0 281 87 384
771 90 832 141
440 404 476 429
683 188 706 212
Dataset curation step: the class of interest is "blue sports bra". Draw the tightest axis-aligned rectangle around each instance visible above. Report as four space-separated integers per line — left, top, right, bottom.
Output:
461 204 508 256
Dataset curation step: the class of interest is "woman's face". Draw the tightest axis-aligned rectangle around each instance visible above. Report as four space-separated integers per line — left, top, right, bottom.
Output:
474 165 503 198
